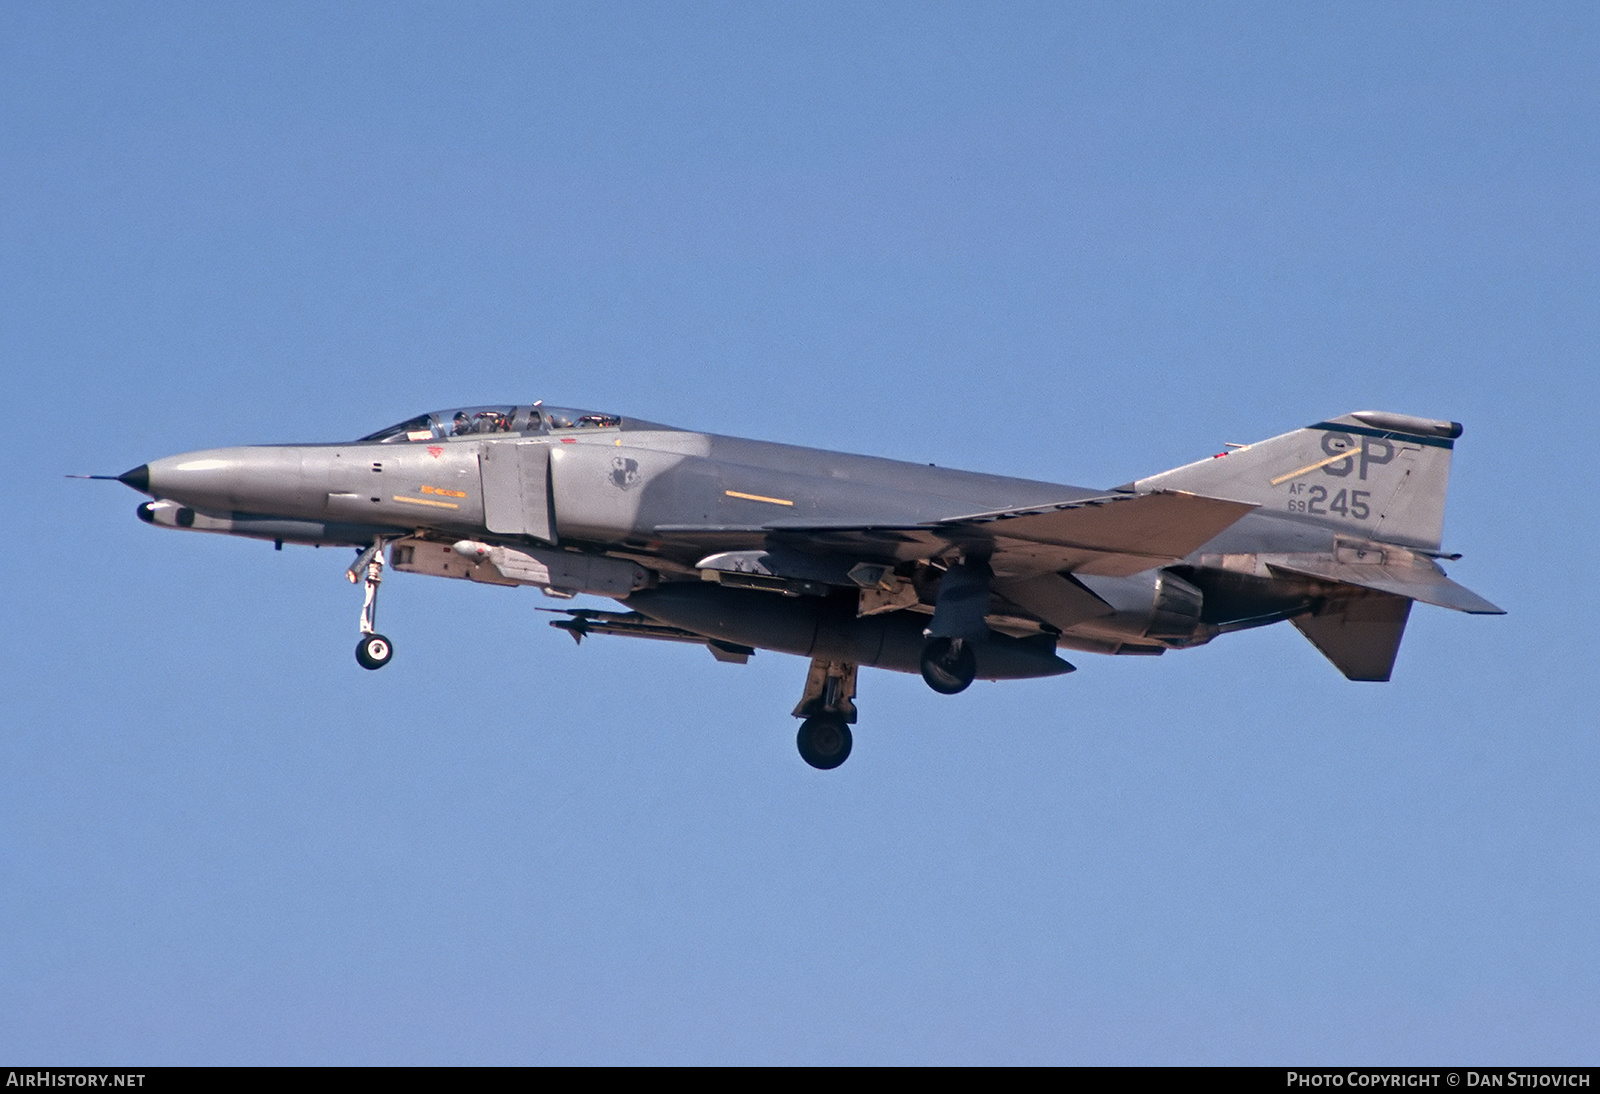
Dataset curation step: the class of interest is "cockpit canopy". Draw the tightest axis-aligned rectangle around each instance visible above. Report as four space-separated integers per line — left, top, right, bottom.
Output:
358 404 622 443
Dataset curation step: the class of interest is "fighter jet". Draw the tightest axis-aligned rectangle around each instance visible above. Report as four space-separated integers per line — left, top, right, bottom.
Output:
103 404 1501 768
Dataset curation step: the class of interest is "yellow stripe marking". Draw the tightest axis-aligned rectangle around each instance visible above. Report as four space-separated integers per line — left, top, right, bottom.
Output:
394 495 461 509
1270 450 1355 486
724 489 794 507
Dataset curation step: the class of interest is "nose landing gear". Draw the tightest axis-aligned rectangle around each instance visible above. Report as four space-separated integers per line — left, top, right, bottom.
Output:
348 539 394 670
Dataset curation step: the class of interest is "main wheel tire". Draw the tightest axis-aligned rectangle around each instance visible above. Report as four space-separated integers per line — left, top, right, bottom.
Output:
797 716 853 770
356 634 394 670
920 637 976 695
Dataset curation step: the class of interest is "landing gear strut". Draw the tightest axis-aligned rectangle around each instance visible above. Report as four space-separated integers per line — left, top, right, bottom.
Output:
793 658 857 769
920 636 976 694
348 539 394 670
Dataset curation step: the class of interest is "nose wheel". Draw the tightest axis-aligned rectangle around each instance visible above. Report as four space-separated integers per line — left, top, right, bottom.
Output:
348 539 395 670
356 633 393 669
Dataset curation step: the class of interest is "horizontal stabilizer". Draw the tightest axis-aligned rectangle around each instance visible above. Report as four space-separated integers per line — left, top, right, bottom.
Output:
1292 593 1413 682
1267 557 1503 614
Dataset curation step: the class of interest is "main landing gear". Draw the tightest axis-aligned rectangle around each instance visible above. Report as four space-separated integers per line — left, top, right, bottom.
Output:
918 557 987 695
349 539 394 670
792 642 980 768
793 658 857 769
919 636 976 694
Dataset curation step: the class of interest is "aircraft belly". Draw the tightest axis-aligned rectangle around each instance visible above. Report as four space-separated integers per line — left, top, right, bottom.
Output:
625 584 1071 680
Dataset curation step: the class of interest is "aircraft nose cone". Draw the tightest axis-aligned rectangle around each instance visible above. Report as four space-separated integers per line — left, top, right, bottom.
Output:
118 464 151 495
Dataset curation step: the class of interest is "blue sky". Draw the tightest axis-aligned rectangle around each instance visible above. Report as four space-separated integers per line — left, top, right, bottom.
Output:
3 2 1596 1064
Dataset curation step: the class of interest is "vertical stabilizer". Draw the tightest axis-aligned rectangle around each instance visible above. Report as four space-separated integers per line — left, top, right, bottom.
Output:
1132 411 1461 551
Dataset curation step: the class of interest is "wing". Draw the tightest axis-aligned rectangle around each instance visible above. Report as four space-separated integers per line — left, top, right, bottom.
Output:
669 490 1259 579
927 490 1259 577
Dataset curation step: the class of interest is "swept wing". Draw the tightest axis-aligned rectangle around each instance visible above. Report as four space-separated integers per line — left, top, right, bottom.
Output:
658 490 1258 580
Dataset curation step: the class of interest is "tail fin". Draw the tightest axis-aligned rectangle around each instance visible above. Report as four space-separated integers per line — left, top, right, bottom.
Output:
1131 411 1462 551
